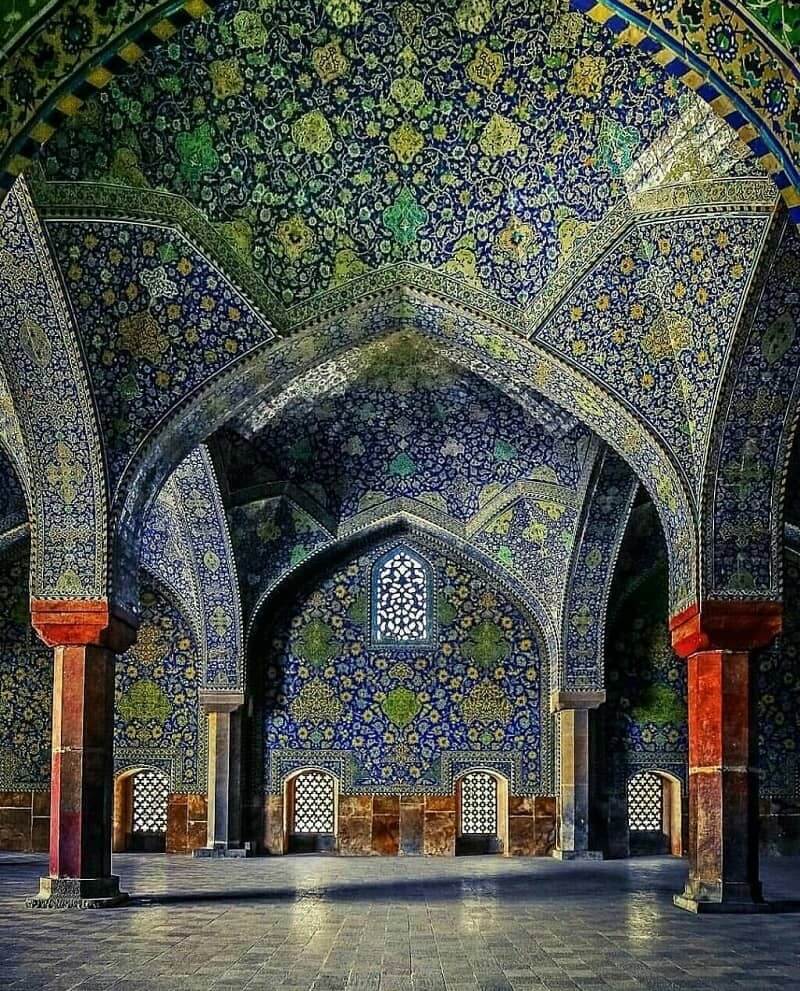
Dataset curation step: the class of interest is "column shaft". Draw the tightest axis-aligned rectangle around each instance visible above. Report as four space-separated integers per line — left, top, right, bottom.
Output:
28 599 135 908
674 649 763 912
49 643 115 879
553 699 602 861
194 693 244 857
207 709 232 848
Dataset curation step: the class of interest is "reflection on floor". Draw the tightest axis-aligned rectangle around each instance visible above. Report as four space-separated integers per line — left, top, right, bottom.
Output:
2 853 800 990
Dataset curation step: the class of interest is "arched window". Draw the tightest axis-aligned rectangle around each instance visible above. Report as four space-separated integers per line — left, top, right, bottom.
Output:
456 769 508 856
627 770 684 857
371 546 433 646
460 771 498 835
286 769 338 853
627 771 662 832
114 767 169 853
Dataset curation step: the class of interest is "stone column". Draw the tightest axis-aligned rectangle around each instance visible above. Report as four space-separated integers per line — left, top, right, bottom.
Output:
670 601 781 913
196 692 244 854
27 600 135 908
551 690 604 860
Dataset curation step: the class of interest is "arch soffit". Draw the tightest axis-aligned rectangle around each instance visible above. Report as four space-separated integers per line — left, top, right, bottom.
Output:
558 448 639 692
0 174 107 600
145 445 244 692
701 211 800 602
112 290 699 614
0 0 798 219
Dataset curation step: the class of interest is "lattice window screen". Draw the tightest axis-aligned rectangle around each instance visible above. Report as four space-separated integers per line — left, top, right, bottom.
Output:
460 771 498 834
374 549 429 643
132 769 169 833
293 771 335 833
627 772 663 831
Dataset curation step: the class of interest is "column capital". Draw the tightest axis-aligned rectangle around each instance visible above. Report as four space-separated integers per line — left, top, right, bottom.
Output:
199 690 245 714
669 600 782 658
30 598 137 652
550 689 606 713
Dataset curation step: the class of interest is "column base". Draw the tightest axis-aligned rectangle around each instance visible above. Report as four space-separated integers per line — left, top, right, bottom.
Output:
27 875 129 909
193 844 248 859
551 848 603 861
673 880 770 914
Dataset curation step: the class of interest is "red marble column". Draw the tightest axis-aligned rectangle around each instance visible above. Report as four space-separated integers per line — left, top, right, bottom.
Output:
27 599 136 908
670 601 781 913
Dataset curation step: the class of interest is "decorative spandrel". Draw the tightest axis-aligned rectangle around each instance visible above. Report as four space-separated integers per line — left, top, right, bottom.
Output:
373 548 431 645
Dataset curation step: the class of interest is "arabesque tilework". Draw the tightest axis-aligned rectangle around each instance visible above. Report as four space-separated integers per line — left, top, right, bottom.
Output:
255 535 551 796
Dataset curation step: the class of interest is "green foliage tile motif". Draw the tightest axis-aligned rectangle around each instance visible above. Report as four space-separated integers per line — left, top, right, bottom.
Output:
382 687 422 728
260 538 546 791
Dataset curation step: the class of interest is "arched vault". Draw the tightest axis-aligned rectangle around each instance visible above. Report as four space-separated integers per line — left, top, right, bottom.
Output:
0 0 797 221
110 300 699 617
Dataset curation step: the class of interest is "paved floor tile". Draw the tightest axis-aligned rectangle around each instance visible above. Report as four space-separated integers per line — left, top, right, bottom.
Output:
1 855 800 991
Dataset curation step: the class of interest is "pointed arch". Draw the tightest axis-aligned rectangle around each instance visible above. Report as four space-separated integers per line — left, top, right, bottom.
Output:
245 514 559 669
112 295 698 618
0 175 108 600
250 520 555 796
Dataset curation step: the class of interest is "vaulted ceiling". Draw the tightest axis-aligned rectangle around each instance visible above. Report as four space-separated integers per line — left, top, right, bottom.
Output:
42 0 687 311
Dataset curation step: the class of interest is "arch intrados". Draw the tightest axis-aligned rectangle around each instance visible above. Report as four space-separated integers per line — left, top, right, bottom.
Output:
283 766 339 787
454 768 510 787
0 439 32 528
114 302 695 614
114 764 169 784
138 564 202 656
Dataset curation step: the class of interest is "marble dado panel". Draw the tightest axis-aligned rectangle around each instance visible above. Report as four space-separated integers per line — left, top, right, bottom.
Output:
0 790 49 852
166 793 207 855
263 793 556 857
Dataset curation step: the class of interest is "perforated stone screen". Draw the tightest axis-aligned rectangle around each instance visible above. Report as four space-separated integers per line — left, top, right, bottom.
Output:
460 771 498 835
132 769 169 833
627 771 663 832
293 770 335 834
374 549 429 643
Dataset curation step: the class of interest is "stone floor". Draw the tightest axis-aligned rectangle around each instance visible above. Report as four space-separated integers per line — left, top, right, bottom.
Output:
1 854 800 991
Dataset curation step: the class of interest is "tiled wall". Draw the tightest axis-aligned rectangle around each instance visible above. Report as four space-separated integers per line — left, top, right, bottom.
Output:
0 791 49 852
263 793 556 856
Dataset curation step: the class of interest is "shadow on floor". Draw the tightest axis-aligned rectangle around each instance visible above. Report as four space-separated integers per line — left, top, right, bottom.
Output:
130 861 683 907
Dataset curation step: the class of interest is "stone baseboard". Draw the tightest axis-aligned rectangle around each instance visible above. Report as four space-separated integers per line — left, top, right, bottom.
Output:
193 845 248 858
551 848 603 861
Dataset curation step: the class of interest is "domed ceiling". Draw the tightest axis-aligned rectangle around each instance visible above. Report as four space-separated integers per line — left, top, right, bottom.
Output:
42 0 685 309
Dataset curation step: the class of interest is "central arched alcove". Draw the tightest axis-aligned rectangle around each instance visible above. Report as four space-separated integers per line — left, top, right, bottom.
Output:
245 525 553 856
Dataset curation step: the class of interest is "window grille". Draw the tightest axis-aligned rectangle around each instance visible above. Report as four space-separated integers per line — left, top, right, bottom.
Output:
627 771 663 831
373 548 430 644
460 771 498 834
293 771 335 834
132 769 169 833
